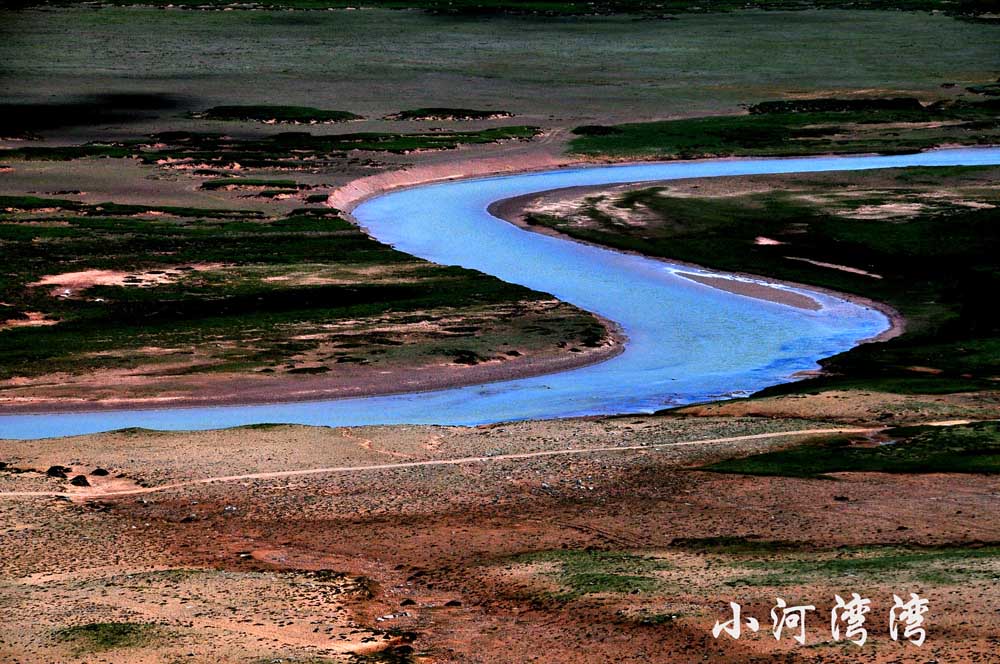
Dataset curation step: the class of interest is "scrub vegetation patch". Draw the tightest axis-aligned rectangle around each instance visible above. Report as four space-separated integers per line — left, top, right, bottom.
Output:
703 421 1000 477
0 126 541 170
192 105 363 124
521 165 1000 397
53 621 167 654
0 199 610 399
569 97 1000 160
386 108 514 121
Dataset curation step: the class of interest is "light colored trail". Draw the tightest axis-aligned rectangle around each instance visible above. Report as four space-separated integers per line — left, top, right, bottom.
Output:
0 427 875 500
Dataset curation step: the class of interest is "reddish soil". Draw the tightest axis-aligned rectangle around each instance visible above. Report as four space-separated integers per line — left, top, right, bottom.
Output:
2 417 998 662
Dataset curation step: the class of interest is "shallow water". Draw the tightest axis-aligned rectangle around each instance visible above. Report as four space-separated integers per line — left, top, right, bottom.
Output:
3 148 1000 440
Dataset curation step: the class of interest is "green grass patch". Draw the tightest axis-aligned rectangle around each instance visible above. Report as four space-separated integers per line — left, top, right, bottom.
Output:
387 107 513 121
513 549 671 600
252 659 341 664
0 194 265 219
569 98 1000 159
703 422 1000 477
526 164 1000 395
348 647 419 664
967 80 1000 96
253 658 345 664
199 178 307 191
723 543 1000 587
0 197 601 380
669 536 805 553
746 97 925 114
0 126 540 168
53 622 165 654
634 612 680 625
193 105 362 123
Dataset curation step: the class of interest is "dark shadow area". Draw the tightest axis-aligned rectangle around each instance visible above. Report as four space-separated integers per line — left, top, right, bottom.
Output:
0 93 188 138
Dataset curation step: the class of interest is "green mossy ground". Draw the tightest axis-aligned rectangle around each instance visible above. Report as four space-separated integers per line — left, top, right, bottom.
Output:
0 194 268 218
968 81 1000 96
525 165 1000 396
53 622 166 654
0 126 540 169
512 549 672 600
569 98 1000 159
703 422 1000 477
193 105 362 123
729 544 1000 586
0 201 603 380
198 178 306 190
670 539 1000 586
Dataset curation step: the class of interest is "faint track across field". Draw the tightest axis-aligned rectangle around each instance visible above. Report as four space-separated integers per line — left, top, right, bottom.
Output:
0 426 879 500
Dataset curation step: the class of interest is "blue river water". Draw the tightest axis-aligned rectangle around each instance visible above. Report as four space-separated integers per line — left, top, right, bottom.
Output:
3 147 999 440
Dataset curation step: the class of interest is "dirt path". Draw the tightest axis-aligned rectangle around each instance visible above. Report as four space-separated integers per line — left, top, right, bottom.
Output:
0 426 876 500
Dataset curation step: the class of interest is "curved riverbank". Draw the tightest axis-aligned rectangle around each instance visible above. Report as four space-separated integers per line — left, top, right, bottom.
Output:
0 316 626 416
486 183 907 345
327 143 580 214
4 148 999 439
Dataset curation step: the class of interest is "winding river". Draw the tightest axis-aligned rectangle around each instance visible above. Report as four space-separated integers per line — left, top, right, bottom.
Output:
3 148 999 440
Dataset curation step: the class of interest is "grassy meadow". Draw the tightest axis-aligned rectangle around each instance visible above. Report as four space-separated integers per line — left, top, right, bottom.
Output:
0 126 541 167
569 98 1000 159
523 165 1000 396
705 421 1000 477
19 0 1000 18
0 198 606 382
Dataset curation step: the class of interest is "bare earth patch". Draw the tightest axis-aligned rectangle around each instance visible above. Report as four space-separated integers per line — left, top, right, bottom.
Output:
842 201 928 219
754 236 785 246
0 311 58 330
2 416 999 662
674 389 1000 426
30 265 222 298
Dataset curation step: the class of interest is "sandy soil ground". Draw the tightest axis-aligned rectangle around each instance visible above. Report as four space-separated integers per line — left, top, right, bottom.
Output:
674 272 822 311
2 415 999 662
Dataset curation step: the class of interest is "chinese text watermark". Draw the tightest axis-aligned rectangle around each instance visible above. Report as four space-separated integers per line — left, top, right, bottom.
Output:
712 594 928 647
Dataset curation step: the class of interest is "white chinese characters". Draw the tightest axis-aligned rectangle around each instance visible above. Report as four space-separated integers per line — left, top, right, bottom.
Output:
832 593 871 646
713 594 927 647
771 597 815 645
711 601 760 640
890 593 929 647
